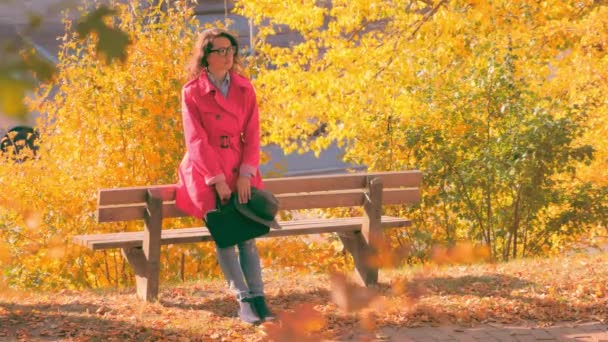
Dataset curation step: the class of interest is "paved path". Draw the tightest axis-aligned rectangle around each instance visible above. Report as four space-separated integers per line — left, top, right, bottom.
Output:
361 321 608 341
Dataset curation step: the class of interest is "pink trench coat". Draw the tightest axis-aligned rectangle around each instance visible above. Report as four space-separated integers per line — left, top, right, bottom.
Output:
175 71 264 219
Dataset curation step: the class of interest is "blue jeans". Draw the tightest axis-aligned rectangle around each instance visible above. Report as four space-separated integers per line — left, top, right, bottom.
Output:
215 239 264 301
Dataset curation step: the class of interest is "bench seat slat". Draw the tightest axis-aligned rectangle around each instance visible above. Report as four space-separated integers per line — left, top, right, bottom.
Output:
97 171 422 206
73 216 411 250
97 188 421 223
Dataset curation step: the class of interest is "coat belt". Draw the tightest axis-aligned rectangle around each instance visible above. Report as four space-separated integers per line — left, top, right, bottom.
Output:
209 133 244 149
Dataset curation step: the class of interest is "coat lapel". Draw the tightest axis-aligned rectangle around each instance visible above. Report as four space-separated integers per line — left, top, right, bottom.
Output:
197 71 251 120
214 82 238 116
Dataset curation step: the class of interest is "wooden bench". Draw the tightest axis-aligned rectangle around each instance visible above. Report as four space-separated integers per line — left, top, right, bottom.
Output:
73 170 422 301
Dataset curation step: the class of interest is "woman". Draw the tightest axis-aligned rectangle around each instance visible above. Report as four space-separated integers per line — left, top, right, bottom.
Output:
175 28 274 325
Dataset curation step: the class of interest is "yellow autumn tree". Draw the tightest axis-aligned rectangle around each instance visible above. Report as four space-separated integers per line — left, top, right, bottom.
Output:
2 0 606 291
0 0 353 291
237 0 607 259
0 0 217 290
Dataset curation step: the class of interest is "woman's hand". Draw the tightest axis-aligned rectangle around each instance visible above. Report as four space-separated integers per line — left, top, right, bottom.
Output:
214 181 232 204
236 176 251 204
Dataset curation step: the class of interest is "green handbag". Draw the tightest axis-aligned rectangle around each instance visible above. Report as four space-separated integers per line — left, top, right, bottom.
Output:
204 192 271 248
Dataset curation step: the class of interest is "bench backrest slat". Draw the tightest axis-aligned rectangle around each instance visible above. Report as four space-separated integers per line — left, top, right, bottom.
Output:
96 171 422 222
97 171 422 206
264 171 421 194
98 185 176 206
97 187 421 222
278 187 420 210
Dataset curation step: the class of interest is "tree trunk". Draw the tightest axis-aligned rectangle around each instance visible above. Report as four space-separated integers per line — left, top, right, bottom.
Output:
180 252 185 282
442 195 452 242
504 231 512 261
485 176 493 254
511 190 521 259
103 250 111 285
455 169 488 252
113 250 119 288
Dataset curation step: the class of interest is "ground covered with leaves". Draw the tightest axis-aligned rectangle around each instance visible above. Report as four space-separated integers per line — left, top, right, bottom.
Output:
1 251 607 341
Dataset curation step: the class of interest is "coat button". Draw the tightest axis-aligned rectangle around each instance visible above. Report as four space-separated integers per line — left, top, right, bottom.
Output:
215 114 221 120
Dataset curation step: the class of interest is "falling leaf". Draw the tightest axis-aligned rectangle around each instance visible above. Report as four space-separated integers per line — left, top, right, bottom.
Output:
21 48 56 82
0 242 11 265
548 286 557 298
387 274 426 314
392 275 427 303
76 5 131 64
595 283 605 298
330 272 379 313
24 242 40 254
24 211 42 230
47 235 66 259
366 238 412 269
0 78 30 117
261 303 325 341
431 242 491 265
26 13 43 30
359 310 376 331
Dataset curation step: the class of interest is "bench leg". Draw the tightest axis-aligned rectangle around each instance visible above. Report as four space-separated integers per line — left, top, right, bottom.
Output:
339 176 384 286
339 232 376 286
121 247 159 301
121 190 162 302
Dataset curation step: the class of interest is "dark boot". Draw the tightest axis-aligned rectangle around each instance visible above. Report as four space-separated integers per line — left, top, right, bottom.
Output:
238 300 262 325
252 296 276 321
